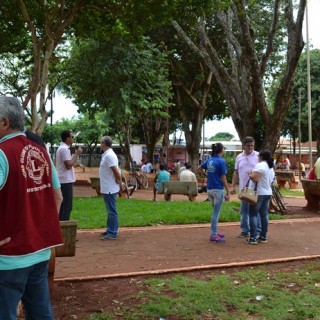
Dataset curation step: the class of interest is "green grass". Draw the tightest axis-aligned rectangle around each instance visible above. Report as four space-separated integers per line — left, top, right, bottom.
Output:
72 198 284 229
280 189 304 197
87 260 320 320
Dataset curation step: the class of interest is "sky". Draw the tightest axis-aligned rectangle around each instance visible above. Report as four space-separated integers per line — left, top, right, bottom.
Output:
51 0 320 140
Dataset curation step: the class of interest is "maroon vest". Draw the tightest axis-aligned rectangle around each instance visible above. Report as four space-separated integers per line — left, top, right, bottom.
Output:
0 135 62 256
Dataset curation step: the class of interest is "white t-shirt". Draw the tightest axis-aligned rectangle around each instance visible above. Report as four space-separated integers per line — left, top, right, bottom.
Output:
285 158 291 170
249 161 275 196
56 142 75 184
180 170 197 182
99 148 120 194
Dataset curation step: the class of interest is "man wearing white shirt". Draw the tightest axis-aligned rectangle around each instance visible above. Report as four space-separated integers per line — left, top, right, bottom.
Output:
56 130 84 221
180 163 198 201
141 160 153 173
99 136 122 240
179 163 197 182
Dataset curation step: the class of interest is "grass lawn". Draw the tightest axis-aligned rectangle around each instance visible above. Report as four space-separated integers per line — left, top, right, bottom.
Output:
279 189 304 197
72 198 288 229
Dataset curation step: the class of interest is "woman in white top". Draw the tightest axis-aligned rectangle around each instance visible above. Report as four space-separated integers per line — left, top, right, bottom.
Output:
246 150 275 244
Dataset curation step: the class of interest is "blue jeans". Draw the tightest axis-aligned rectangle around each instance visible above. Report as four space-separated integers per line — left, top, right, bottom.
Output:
0 260 53 320
249 195 271 239
102 192 119 237
208 189 224 236
59 182 73 221
240 199 261 234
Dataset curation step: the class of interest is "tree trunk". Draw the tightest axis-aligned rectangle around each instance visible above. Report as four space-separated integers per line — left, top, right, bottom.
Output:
171 0 306 152
172 67 213 171
140 114 166 165
18 0 80 134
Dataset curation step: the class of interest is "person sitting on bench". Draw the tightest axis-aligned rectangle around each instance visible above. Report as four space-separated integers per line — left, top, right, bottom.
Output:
179 163 197 201
153 163 170 201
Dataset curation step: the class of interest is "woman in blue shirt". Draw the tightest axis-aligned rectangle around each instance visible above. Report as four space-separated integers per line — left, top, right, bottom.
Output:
198 143 230 243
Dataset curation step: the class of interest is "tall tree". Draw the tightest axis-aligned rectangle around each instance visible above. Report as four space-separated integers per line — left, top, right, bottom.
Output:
61 36 173 168
150 24 226 169
172 0 306 152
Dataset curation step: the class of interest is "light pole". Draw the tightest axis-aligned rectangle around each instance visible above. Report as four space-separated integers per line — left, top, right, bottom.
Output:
298 88 302 180
202 119 205 161
306 0 313 168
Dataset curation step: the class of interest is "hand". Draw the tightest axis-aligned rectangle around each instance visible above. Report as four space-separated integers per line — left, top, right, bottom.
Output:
120 182 126 192
0 237 11 247
75 147 83 155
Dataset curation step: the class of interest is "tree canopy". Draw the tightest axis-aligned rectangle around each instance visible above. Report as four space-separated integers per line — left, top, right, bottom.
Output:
61 36 173 167
209 132 234 141
172 0 307 152
0 0 310 160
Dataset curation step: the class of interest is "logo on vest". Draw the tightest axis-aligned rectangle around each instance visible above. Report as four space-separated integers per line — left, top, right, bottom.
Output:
20 145 50 186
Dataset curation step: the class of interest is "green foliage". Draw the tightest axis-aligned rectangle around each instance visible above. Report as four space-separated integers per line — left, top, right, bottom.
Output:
42 118 79 146
0 1 29 54
209 132 234 141
62 36 173 146
224 152 236 183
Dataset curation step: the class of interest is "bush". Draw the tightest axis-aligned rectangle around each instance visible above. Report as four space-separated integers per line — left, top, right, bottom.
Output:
224 153 236 183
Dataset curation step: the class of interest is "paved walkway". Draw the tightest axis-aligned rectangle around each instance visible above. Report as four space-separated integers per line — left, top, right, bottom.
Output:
54 184 320 282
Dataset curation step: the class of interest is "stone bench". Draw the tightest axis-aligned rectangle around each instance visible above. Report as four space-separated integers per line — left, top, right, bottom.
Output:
90 175 135 198
48 220 77 286
90 176 101 196
275 170 299 189
157 181 198 201
301 179 320 211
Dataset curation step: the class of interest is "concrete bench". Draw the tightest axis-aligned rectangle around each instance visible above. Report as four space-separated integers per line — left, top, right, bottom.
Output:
275 170 299 189
301 179 320 211
48 220 77 286
90 176 101 196
90 175 135 198
157 181 198 201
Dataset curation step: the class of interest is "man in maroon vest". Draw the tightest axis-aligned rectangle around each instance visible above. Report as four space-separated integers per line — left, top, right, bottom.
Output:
0 96 63 319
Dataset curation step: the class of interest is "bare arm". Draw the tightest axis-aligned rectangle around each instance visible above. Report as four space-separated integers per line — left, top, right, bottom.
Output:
64 147 85 172
54 188 63 213
248 171 262 182
154 172 159 183
221 175 229 195
197 166 206 177
230 169 239 194
111 166 122 184
0 237 11 247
